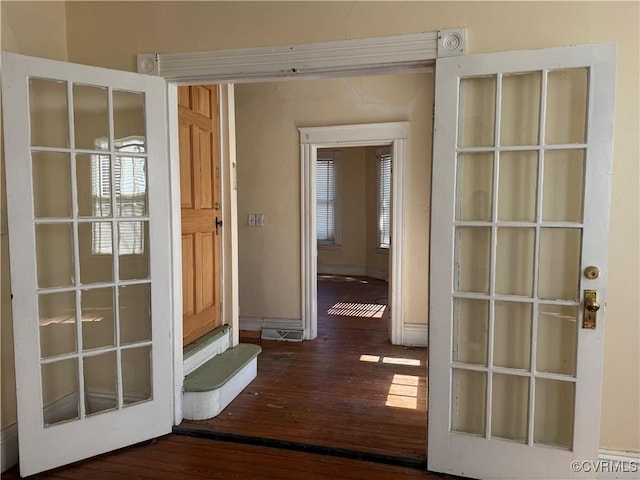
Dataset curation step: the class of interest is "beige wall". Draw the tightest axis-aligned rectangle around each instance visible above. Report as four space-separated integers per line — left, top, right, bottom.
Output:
0 0 636 453
234 75 431 321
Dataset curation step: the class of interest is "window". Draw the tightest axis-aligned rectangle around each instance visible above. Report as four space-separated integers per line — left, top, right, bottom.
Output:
316 150 340 244
377 148 392 249
92 136 147 255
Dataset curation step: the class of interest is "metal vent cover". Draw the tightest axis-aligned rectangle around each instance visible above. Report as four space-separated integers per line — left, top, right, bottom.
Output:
260 328 304 342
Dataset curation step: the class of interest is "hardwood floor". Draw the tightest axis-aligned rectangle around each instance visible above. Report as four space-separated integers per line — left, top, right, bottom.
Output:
2 435 451 479
179 274 428 464
3 275 434 479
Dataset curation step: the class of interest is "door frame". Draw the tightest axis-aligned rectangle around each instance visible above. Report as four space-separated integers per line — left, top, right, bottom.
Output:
299 123 408 343
142 34 611 472
156 31 462 424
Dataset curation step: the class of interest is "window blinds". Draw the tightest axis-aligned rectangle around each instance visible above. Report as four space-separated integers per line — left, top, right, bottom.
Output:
378 151 392 249
316 157 336 243
91 138 147 255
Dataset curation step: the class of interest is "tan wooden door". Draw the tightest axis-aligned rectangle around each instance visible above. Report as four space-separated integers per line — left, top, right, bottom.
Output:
179 85 222 345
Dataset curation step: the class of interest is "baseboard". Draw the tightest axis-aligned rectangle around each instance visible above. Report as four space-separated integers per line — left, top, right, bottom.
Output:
239 316 303 332
403 323 428 347
1 423 18 473
597 449 640 479
317 264 389 281
317 264 366 277
238 316 264 331
365 267 389 282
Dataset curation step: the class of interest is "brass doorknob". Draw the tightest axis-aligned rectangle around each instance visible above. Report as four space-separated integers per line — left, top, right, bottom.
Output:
583 290 599 329
585 293 600 312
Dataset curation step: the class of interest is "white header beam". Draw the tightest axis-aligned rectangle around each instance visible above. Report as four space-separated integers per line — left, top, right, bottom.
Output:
138 29 465 83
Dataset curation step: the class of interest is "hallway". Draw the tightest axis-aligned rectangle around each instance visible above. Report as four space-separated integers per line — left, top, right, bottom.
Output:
178 275 428 465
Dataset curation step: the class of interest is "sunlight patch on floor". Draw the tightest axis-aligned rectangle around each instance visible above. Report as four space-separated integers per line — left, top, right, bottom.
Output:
386 374 419 409
328 302 386 318
359 354 381 362
359 355 421 366
382 357 421 366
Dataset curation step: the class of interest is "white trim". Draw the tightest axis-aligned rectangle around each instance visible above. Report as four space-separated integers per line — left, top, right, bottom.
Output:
301 142 318 340
238 316 265 332
365 267 389 282
597 450 640 479
137 31 466 83
219 84 240 348
1 424 18 473
390 139 406 345
167 83 184 427
403 324 428 347
300 122 408 344
437 28 467 58
239 316 303 332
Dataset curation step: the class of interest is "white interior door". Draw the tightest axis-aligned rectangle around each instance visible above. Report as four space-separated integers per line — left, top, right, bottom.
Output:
2 52 173 476
429 44 616 479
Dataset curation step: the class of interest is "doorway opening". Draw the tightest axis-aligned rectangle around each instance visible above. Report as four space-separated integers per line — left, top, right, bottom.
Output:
175 75 429 463
315 146 392 340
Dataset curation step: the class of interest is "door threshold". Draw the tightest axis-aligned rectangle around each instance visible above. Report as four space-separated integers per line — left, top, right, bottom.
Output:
172 424 426 470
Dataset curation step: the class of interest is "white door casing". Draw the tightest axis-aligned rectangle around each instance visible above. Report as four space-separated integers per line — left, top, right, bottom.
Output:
429 44 616 479
299 122 407 343
2 52 174 476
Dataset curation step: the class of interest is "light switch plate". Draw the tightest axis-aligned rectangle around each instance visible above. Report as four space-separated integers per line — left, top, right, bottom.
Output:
248 214 256 227
255 214 264 227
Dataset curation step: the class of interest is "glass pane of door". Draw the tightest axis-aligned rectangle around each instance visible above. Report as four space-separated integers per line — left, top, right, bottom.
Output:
28 79 154 427
451 66 589 449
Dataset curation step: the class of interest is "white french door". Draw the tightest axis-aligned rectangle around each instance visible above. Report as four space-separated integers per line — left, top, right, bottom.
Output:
429 44 616 479
2 52 173 476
